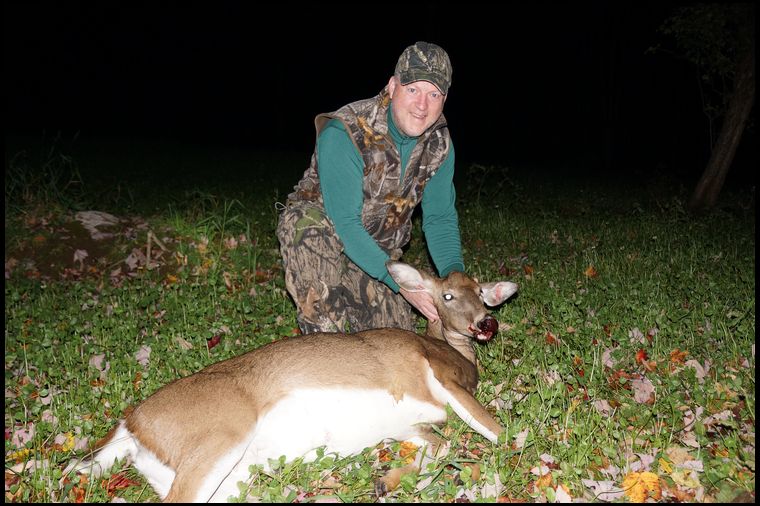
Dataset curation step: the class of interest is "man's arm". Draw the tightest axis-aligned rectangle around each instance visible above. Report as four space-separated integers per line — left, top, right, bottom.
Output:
422 144 465 276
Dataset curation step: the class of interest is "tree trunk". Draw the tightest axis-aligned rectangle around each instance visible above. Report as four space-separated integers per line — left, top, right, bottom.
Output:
688 22 755 212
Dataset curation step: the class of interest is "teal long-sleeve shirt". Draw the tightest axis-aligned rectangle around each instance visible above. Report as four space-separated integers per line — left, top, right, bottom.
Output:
318 113 464 292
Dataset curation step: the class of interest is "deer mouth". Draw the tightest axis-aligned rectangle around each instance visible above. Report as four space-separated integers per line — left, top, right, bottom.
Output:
470 327 493 341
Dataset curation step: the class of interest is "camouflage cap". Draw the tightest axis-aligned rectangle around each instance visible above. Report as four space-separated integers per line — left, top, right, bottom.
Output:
394 41 452 94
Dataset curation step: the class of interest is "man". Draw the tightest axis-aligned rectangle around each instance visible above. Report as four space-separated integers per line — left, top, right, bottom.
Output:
277 41 464 334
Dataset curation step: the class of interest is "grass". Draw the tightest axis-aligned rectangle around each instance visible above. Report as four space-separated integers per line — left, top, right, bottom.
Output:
4 136 755 502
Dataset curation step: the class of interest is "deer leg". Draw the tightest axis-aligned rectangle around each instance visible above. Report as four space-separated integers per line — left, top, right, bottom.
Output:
430 378 504 443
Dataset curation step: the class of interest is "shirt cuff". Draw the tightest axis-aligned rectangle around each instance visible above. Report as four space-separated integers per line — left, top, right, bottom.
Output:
379 270 401 293
438 261 465 278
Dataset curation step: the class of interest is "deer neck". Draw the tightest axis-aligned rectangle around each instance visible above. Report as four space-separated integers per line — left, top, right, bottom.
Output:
425 321 478 366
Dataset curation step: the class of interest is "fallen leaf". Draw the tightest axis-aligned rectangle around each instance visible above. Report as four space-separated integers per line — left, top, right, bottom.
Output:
584 265 598 278
135 345 151 367
593 399 614 416
73 249 89 270
601 347 619 368
665 446 693 466
399 441 418 464
631 377 655 404
670 348 688 364
684 359 710 384
622 471 661 502
554 483 573 502
89 354 110 380
207 334 222 350
9 458 51 474
133 371 143 392
174 336 193 350
582 479 625 501
670 469 701 489
104 471 142 496
53 432 76 452
629 328 646 345
534 471 552 489
513 428 530 450
11 424 35 448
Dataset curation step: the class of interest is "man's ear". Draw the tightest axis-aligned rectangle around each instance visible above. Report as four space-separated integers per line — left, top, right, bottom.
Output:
387 75 397 96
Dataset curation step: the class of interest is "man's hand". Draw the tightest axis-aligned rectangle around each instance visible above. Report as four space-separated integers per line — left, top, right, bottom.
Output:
399 288 439 322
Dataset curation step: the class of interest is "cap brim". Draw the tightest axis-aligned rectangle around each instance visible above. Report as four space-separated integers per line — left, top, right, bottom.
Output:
398 71 448 94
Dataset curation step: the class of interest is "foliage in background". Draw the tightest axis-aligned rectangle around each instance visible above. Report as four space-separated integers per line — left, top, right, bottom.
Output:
655 3 754 145
650 3 755 212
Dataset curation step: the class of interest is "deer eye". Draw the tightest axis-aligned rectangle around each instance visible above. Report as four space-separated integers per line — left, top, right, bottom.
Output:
443 293 454 301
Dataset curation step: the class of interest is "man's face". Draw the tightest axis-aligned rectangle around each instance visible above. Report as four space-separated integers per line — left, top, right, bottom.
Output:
387 76 446 137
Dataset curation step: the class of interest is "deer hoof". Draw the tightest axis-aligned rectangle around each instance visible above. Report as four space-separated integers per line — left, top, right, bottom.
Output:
374 478 389 497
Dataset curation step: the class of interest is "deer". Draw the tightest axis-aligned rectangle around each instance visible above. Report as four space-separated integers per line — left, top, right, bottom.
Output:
64 261 518 502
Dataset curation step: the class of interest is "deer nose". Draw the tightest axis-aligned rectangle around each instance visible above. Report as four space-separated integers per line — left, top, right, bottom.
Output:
476 315 499 341
477 315 498 333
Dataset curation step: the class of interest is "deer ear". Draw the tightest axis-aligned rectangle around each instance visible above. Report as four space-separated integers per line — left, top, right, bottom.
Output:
386 261 435 292
479 281 518 306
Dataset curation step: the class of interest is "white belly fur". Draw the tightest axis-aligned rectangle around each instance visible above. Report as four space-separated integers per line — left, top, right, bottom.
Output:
74 422 176 500
195 387 446 502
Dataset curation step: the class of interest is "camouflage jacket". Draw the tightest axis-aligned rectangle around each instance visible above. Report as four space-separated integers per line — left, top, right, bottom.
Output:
286 86 451 255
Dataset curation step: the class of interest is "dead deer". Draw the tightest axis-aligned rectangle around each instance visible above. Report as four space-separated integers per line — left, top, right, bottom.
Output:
65 261 518 502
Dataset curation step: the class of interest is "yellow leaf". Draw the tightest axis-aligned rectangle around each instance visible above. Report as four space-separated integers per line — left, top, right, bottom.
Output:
399 441 418 464
61 432 75 452
659 458 673 474
622 471 661 503
8 447 33 461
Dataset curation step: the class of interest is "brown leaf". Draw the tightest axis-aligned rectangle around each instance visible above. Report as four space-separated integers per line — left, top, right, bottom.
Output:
670 348 688 365
133 371 143 392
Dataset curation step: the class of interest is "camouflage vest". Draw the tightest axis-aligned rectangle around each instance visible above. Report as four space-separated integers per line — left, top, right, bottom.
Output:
286 86 451 255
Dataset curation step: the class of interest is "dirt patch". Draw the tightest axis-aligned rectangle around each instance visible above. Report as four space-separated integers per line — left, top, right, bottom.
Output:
5 210 174 282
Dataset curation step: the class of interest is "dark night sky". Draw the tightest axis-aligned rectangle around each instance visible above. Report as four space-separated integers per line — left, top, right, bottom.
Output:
4 2 755 183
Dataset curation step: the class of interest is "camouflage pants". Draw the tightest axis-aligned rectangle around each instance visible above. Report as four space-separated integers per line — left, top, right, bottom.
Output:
276 202 415 334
